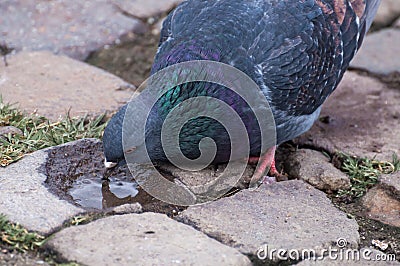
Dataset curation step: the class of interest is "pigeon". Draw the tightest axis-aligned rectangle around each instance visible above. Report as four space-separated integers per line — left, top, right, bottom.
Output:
103 0 381 181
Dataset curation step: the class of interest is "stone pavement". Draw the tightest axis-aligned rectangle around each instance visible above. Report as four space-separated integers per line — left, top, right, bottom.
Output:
0 51 136 120
0 0 146 60
350 29 400 75
179 180 359 261
47 213 252 266
0 143 85 235
1 138 398 264
284 149 350 191
1 0 400 265
0 0 183 60
294 71 400 162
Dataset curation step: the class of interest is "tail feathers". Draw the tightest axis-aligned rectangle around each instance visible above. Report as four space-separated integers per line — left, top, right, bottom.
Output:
321 0 381 68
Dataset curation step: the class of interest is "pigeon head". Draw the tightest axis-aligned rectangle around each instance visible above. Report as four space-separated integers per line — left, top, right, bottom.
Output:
103 105 126 168
103 40 224 168
102 98 169 169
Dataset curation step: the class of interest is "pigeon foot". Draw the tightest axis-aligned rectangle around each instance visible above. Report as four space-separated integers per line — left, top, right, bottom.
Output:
249 146 288 185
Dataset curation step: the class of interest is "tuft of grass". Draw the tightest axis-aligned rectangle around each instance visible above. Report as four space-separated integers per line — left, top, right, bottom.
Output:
0 214 45 252
337 153 400 198
0 97 107 166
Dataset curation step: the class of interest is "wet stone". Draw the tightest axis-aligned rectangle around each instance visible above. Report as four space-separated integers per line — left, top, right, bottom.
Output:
45 136 255 210
179 180 359 263
284 149 351 191
0 145 84 235
0 51 136 120
46 212 252 266
45 138 138 210
350 29 400 75
0 0 147 60
294 71 400 162
44 138 184 216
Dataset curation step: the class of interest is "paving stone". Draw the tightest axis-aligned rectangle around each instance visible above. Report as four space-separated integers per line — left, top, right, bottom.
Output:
294 71 400 162
395 17 400 28
0 0 147 60
372 0 400 28
179 180 359 263
362 175 400 228
0 51 136 120
285 149 351 191
350 29 400 75
296 247 399 265
46 212 252 266
111 0 183 19
0 143 85 235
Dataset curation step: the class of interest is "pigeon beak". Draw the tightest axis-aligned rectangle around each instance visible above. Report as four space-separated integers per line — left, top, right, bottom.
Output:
104 158 118 169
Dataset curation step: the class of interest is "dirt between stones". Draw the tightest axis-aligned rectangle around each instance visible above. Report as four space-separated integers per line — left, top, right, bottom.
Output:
86 31 159 88
331 195 400 259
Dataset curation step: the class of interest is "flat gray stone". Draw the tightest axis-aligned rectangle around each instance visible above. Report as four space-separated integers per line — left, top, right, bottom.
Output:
0 142 85 235
350 29 400 75
285 149 351 191
294 71 400 162
0 0 146 60
179 180 359 263
46 212 251 266
297 247 399 265
372 0 400 28
1 51 136 120
111 0 183 19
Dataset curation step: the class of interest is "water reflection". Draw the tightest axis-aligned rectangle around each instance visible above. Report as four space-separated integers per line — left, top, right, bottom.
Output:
101 180 137 209
69 176 139 210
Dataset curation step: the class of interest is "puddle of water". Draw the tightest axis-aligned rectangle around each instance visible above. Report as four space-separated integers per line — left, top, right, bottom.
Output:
69 176 139 210
44 139 186 215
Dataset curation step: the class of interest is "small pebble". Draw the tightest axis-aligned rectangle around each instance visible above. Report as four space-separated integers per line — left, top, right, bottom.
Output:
371 239 389 251
0 126 23 137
